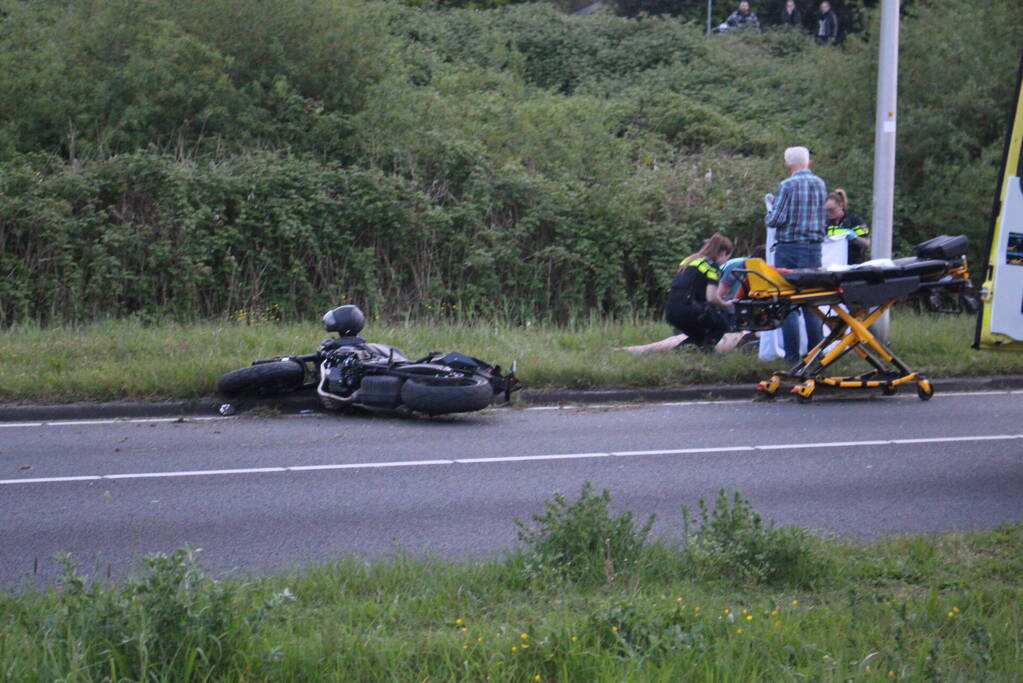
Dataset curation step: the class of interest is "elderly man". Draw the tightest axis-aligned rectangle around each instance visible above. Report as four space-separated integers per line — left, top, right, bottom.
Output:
765 146 827 363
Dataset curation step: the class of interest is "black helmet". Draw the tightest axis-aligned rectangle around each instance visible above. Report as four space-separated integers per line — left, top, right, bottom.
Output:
322 304 365 336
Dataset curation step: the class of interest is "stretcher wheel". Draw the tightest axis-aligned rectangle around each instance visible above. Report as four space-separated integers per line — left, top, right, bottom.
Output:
882 384 898 396
916 379 934 401
792 381 815 404
754 376 781 401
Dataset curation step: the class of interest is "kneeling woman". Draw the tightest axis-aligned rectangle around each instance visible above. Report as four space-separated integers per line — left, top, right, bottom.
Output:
664 233 735 350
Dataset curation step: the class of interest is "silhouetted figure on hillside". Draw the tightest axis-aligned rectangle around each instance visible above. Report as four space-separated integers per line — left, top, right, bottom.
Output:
725 1 761 31
816 1 838 43
780 0 802 28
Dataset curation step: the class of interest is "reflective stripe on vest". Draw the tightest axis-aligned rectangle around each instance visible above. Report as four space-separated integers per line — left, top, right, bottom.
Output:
827 224 868 238
679 256 720 281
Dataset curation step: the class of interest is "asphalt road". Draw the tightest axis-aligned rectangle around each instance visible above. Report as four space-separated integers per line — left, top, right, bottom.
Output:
2 390 1022 588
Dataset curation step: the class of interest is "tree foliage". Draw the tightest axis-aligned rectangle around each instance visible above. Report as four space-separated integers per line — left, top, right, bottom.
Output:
0 0 1019 325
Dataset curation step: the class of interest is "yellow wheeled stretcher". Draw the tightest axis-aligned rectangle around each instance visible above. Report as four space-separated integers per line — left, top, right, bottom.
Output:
733 235 971 402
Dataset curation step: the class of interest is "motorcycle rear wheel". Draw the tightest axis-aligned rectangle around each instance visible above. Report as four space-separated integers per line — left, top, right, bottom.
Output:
400 375 493 415
218 359 305 396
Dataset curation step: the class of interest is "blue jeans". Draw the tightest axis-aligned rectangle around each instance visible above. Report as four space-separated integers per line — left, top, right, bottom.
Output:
775 241 823 363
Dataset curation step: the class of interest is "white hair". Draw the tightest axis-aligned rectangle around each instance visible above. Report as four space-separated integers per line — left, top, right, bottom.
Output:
784 146 810 166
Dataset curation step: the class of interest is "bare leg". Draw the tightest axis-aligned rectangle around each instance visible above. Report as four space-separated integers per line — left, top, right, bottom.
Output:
617 333 689 354
714 331 746 354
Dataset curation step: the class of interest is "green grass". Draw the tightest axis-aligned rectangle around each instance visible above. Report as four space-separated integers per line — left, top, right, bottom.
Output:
0 312 1020 402
1 490 1021 681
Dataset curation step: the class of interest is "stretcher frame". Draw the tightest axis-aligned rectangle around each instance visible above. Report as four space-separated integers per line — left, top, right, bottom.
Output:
734 254 970 402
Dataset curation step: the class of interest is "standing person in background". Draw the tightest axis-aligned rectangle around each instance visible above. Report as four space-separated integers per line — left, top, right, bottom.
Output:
765 146 827 363
816 1 838 43
725 1 761 31
780 0 802 28
825 189 870 264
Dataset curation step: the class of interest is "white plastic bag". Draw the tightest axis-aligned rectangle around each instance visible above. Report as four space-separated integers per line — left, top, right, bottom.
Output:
756 231 847 362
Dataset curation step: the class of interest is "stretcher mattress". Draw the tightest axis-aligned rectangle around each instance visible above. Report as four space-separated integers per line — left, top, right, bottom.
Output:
780 257 953 289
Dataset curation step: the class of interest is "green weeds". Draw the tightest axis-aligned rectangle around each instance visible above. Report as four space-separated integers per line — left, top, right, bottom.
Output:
2 489 1021 680
22 546 260 680
515 482 654 586
681 489 831 587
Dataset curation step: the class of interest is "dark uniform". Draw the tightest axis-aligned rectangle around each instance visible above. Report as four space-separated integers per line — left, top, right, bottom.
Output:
664 256 731 350
826 211 869 264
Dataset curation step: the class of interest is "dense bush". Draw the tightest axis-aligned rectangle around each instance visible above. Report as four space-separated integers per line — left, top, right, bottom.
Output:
0 0 1019 325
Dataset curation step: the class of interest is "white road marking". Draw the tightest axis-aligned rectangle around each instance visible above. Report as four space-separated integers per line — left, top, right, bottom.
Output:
756 440 891 450
105 467 287 479
891 434 1019 445
657 400 750 407
2 433 1020 487
456 452 608 464
288 459 453 470
612 446 756 456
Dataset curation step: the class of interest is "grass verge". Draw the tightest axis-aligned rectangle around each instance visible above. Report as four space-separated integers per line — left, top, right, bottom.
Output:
0 312 1020 402
1 487 1020 680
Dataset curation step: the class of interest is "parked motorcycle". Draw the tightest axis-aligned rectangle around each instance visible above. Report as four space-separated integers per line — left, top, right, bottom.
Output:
218 305 520 416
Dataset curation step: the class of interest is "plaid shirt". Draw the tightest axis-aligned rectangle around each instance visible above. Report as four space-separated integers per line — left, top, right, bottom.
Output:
765 169 827 243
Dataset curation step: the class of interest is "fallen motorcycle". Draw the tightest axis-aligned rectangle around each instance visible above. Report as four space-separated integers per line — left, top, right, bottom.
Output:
217 305 520 416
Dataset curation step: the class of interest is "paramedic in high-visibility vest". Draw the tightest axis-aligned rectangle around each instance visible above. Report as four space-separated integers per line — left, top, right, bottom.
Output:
764 145 828 363
825 188 870 264
664 233 735 351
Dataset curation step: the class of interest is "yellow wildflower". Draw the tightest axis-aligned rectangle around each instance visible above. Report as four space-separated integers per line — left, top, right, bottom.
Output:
791 600 799 606
520 633 529 640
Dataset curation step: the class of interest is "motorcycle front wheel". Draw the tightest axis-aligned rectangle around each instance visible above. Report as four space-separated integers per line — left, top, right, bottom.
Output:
400 375 493 415
218 359 305 396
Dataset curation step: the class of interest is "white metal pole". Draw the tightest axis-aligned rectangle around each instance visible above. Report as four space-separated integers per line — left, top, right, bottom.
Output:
707 0 713 34
870 0 899 341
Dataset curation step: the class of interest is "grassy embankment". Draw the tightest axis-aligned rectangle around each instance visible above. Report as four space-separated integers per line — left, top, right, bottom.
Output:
1 487 1020 680
0 312 1020 402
